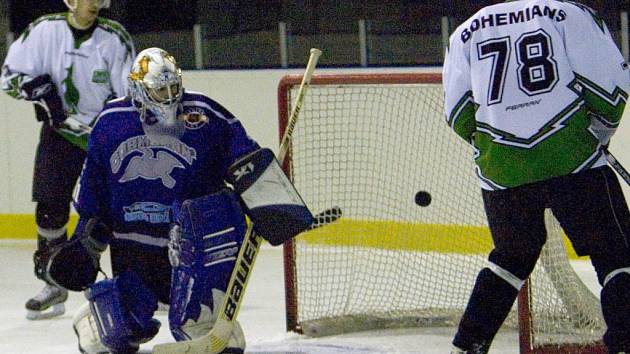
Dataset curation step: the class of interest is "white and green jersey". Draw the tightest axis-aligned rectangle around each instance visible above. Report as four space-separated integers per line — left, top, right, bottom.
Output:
443 0 629 190
1 13 135 131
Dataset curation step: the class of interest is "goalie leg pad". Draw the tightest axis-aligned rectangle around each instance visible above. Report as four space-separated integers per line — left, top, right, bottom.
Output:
85 271 160 353
227 148 313 245
169 189 247 351
73 302 109 354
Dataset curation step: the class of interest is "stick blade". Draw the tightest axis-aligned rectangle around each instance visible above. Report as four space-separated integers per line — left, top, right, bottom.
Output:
152 319 233 354
308 206 342 230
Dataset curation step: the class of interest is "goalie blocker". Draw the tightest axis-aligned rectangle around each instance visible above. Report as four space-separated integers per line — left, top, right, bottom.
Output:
227 148 313 246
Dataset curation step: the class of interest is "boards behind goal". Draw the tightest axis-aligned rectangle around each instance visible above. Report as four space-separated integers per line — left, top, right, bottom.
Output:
278 73 607 353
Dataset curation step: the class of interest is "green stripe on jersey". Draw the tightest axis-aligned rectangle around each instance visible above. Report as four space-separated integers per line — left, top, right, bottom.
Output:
474 107 600 188
570 73 627 124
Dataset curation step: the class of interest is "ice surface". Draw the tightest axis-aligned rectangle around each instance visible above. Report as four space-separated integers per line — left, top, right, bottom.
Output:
0 240 600 354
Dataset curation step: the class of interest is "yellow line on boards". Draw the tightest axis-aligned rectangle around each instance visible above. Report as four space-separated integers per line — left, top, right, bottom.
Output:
0 214 79 239
296 219 582 259
0 215 582 260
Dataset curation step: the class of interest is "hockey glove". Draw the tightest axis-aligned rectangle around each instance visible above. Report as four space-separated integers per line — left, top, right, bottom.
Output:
19 74 66 127
47 218 109 291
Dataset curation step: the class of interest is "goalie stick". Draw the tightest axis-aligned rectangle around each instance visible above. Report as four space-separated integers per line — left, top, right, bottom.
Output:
604 148 630 187
153 48 324 354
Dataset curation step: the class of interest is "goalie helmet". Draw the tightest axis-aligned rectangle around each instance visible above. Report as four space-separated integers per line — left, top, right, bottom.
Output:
128 47 183 126
64 0 111 11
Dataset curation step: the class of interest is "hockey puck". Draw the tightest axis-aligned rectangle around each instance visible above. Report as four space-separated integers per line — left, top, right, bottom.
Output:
415 191 431 207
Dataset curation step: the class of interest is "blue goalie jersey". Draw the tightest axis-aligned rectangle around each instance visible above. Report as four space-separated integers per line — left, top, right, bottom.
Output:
74 90 259 248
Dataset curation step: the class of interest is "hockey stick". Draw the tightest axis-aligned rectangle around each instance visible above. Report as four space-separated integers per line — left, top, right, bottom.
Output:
153 48 323 354
604 148 630 187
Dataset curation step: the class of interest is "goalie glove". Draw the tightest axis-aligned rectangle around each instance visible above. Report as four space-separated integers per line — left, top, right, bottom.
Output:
227 148 313 245
46 217 109 291
19 74 66 127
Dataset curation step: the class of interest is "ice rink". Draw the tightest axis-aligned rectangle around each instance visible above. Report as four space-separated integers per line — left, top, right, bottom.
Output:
0 240 602 354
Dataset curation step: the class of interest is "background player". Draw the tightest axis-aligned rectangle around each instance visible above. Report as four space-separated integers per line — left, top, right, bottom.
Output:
0 0 135 320
443 1 630 353
44 47 312 353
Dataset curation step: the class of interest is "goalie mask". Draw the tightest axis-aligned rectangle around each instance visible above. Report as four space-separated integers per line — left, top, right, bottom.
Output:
129 48 183 126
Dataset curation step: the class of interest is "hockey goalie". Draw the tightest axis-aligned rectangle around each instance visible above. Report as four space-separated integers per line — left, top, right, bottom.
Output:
42 47 313 353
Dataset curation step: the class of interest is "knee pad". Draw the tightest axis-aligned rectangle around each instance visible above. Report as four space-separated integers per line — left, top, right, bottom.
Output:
36 201 70 231
169 189 247 344
85 271 160 353
488 248 539 286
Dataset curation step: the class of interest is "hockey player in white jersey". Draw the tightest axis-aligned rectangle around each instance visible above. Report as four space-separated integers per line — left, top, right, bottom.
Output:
0 0 134 320
443 1 630 353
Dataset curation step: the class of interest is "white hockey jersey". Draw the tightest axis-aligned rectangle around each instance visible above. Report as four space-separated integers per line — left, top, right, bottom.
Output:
1 13 135 131
443 0 629 190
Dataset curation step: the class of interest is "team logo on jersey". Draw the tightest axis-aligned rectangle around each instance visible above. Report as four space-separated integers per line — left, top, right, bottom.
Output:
123 202 171 223
179 108 208 130
92 70 110 84
111 135 197 189
120 150 184 188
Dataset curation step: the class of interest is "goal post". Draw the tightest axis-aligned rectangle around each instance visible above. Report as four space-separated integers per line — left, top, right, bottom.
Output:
278 73 607 353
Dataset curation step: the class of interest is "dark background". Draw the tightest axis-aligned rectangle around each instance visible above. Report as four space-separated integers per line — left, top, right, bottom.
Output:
9 1 628 35
6 1 630 68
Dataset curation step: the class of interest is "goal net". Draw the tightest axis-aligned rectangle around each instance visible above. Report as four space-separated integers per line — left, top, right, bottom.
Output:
278 73 607 353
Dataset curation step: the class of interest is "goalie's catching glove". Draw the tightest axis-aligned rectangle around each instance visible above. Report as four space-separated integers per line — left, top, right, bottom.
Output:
19 74 66 127
46 218 109 291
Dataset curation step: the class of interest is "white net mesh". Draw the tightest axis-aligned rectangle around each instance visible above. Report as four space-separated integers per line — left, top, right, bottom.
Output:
280 74 605 351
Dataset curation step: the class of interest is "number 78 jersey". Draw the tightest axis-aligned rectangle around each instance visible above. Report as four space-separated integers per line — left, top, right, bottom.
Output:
443 0 629 190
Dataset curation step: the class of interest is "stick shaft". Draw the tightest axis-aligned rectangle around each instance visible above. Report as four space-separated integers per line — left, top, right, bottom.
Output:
278 48 322 162
605 149 630 186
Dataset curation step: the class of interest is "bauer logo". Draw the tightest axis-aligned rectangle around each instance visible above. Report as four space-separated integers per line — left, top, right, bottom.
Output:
225 233 260 320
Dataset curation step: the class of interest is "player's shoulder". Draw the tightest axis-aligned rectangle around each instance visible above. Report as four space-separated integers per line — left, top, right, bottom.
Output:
181 90 238 125
552 1 605 29
95 17 134 48
20 13 67 40
93 97 137 132
30 13 67 28
96 17 131 36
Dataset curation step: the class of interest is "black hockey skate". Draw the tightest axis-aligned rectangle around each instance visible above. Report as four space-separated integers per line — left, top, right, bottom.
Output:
25 284 68 320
